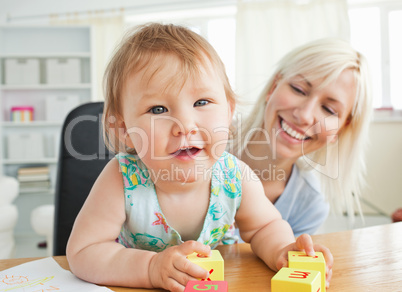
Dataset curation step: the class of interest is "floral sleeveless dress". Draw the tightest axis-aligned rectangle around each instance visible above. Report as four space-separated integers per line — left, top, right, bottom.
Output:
116 151 242 252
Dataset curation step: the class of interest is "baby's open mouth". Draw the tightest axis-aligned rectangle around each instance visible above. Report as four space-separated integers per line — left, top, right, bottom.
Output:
172 147 202 157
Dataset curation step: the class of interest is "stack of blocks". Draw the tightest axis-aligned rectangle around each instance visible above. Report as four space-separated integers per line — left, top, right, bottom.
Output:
185 250 227 292
271 251 326 292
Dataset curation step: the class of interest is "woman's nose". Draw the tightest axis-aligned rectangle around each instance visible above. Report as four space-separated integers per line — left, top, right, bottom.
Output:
293 99 316 125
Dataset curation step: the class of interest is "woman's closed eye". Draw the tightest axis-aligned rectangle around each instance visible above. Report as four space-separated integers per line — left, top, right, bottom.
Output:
194 99 209 107
149 105 168 114
290 84 306 96
322 105 336 115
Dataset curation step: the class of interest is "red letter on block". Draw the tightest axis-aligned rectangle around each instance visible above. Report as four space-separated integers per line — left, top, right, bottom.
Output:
184 280 228 292
289 270 311 279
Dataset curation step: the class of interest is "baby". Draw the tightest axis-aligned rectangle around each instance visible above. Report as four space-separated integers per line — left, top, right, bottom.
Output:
66 23 333 292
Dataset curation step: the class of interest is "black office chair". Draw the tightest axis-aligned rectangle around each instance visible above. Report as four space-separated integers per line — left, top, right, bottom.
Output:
53 102 113 255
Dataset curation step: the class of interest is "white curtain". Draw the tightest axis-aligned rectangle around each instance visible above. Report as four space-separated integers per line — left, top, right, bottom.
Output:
236 0 350 114
50 12 126 101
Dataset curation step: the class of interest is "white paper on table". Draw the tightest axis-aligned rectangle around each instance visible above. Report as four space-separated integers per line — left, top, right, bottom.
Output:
0 257 112 292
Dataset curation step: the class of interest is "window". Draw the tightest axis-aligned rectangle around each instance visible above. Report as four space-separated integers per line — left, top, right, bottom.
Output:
349 7 382 108
389 10 402 110
349 1 402 110
125 6 237 88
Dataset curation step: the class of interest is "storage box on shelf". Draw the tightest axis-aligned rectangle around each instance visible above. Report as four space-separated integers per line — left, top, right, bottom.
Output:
7 132 45 161
46 58 81 84
45 94 81 122
0 25 95 237
4 58 40 85
10 106 34 122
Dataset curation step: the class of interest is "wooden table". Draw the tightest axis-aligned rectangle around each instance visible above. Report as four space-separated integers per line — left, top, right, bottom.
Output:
1 222 401 291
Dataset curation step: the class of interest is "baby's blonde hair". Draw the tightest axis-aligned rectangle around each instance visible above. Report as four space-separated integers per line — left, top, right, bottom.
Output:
103 23 236 154
233 38 373 217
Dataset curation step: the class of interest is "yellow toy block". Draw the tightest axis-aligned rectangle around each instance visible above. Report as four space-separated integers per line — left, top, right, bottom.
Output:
288 251 326 292
187 250 224 281
271 267 321 292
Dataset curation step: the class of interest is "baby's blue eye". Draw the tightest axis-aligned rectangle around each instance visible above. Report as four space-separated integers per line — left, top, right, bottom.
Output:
150 106 167 114
194 100 209 107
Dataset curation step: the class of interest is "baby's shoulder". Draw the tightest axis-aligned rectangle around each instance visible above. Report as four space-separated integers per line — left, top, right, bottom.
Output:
215 151 242 170
115 153 151 189
115 152 139 164
115 153 143 171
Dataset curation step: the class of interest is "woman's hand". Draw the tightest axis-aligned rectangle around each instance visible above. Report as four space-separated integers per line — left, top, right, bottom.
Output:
276 234 334 288
148 241 211 292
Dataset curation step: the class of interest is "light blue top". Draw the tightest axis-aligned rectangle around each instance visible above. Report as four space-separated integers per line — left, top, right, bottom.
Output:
274 164 329 236
116 151 242 252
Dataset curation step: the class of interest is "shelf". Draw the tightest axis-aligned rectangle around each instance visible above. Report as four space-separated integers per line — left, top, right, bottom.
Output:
19 188 55 195
1 121 63 127
0 25 92 237
0 84 92 90
3 158 58 165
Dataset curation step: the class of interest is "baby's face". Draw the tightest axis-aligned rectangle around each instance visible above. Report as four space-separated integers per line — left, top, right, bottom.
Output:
120 54 233 184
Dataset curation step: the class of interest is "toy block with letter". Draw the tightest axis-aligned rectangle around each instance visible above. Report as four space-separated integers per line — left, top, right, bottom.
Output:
187 250 224 281
271 267 321 292
184 280 228 292
288 251 326 292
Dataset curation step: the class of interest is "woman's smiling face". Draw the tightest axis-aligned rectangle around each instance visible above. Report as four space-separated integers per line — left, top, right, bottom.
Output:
262 69 356 160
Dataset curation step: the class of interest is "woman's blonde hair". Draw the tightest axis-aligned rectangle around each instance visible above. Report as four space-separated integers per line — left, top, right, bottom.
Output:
103 23 235 154
233 38 373 217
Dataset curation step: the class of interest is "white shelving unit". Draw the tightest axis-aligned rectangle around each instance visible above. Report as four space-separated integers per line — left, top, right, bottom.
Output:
0 25 95 235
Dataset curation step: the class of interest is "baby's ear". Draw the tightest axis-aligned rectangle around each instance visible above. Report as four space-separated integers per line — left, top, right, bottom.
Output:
120 121 135 149
108 116 134 149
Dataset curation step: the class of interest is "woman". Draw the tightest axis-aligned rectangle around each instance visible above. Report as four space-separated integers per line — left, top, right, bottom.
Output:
232 38 373 236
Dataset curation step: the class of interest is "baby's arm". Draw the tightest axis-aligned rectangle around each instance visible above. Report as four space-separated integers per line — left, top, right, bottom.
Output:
234 161 294 270
66 158 154 287
235 161 333 286
276 234 334 288
66 159 209 291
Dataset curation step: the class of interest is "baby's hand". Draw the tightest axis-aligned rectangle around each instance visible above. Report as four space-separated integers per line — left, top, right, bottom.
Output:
148 241 211 292
276 234 334 288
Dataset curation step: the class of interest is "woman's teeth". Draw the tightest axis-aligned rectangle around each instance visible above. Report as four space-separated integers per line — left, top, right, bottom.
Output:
281 120 308 141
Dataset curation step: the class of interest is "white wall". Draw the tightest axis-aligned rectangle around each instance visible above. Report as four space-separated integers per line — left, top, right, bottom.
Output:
363 119 402 215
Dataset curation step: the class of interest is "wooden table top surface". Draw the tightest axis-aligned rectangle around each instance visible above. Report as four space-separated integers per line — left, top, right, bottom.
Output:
1 222 401 291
